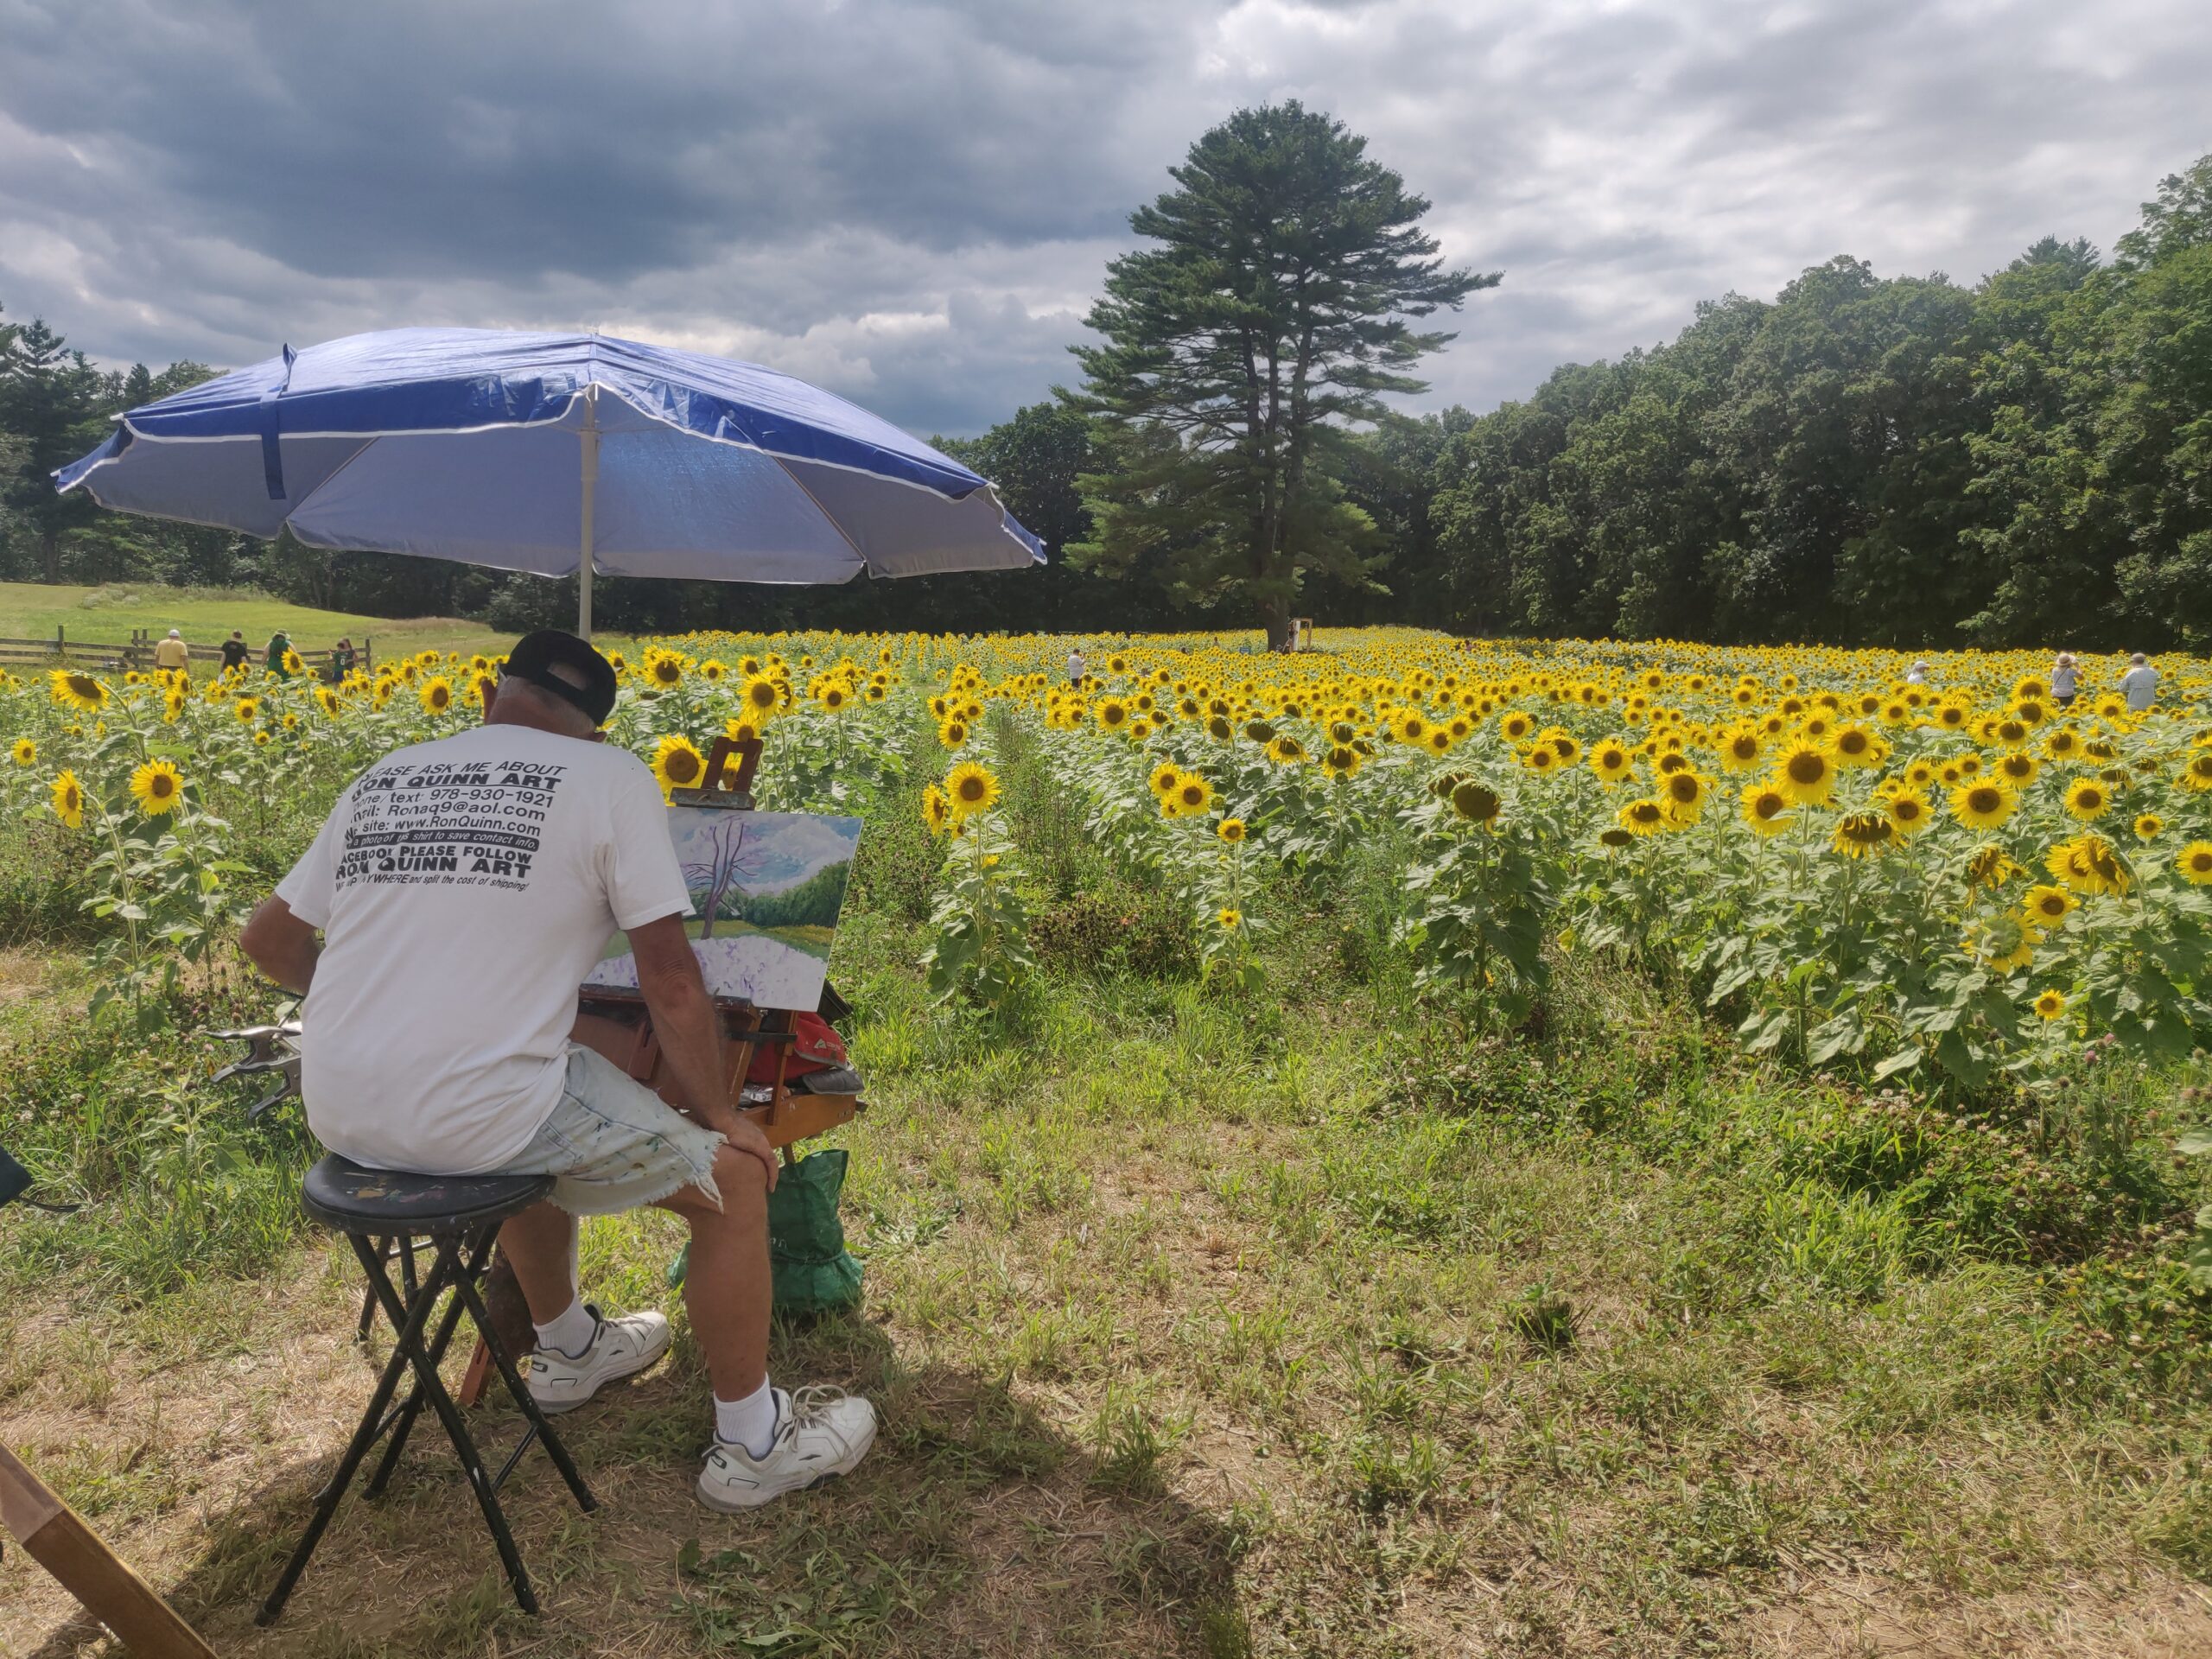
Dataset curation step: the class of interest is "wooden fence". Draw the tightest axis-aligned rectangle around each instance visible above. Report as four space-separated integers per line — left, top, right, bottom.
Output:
0 628 372 678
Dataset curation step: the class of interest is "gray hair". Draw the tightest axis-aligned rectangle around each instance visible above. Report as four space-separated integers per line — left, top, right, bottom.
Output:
495 672 597 737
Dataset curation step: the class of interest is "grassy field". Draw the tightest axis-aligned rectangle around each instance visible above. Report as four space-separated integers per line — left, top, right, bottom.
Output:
0 580 518 665
3 667 2212 1655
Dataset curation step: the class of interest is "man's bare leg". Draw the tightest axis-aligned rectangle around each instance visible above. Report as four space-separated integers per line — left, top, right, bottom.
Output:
500 1200 582 1323
499 1144 770 1397
652 1144 772 1401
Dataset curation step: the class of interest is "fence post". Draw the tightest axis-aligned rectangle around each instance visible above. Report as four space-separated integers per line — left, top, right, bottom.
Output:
363 636 372 675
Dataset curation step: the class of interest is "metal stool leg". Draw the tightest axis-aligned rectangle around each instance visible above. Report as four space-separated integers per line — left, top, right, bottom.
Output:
452 1262 597 1512
257 1234 454 1624
351 1226 543 1614
364 1248 470 1498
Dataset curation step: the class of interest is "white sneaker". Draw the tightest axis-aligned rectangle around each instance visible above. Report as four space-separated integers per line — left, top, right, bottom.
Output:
696 1386 877 1511
524 1305 671 1414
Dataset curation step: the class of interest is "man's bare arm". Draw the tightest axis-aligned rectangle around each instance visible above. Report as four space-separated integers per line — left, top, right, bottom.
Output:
239 897 321 995
626 913 777 1189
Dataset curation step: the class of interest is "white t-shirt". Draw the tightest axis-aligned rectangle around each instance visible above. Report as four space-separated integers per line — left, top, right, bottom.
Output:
276 725 692 1174
2119 664 2158 711
2050 661 2078 696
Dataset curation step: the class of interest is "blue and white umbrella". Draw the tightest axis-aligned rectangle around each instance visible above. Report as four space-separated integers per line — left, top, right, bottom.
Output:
56 327 1042 632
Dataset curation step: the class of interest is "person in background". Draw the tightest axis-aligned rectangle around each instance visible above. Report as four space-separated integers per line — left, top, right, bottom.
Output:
219 630 251 675
1066 646 1085 685
1905 660 1930 686
2119 652 2159 713
265 629 295 678
152 628 190 673
2050 652 2079 709
328 638 357 682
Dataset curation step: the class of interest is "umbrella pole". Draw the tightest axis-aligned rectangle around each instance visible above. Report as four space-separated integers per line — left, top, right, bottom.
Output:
578 385 600 639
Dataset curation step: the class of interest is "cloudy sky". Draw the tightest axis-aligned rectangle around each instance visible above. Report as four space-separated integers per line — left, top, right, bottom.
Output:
3 0 2207 436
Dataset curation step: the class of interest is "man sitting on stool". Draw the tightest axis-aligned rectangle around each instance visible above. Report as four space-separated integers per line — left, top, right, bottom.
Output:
240 630 875 1511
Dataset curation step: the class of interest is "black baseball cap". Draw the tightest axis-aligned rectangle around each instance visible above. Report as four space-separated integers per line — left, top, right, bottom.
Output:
501 630 619 726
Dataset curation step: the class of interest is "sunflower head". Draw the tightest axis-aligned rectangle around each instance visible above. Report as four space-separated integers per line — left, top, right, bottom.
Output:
1735 775 1786 817
651 734 707 794
50 670 110 711
49 768 86 828
945 761 1000 819
920 783 952 836
2178 841 2212 887
129 758 185 816
1832 810 1894 859
1451 780 1502 824
2063 778 2112 821
2032 988 2067 1021
10 737 35 766
1217 817 1248 844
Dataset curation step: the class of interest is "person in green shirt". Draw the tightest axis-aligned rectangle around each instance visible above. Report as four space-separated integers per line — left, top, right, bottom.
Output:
265 630 295 678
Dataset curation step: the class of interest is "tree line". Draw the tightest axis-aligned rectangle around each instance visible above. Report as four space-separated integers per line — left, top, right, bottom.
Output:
3 111 2209 650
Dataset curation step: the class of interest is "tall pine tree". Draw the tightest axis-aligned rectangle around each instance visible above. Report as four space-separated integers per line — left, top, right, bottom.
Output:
1068 102 1496 646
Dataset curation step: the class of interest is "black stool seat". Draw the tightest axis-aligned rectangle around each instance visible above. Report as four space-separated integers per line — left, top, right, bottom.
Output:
302 1154 552 1233
258 1155 594 1625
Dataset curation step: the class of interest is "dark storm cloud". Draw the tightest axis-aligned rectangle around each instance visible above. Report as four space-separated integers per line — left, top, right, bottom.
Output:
3 0 2209 435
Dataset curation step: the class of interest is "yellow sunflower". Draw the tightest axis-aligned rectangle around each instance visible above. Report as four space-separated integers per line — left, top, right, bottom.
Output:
1831 810 1894 859
1169 776 1215 817
49 769 85 829
652 734 708 795
1772 742 1835 805
2063 777 2113 821
1740 783 1793 836
1451 780 1503 824
946 761 1001 820
1884 791 1933 837
418 676 455 715
920 783 952 836
2046 833 2131 896
49 669 109 711
2174 841 2212 887
1590 740 1635 784
1217 817 1248 843
1618 798 1669 836
1659 769 1709 823
2032 988 2068 1021
1948 779 2018 831
128 758 184 816
10 737 35 766
2019 884 2077 929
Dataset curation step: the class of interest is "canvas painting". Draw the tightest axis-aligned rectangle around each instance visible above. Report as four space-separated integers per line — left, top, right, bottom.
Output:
584 809 863 1010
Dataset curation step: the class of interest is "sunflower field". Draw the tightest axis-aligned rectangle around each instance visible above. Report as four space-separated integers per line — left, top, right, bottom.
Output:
9 630 2212 1089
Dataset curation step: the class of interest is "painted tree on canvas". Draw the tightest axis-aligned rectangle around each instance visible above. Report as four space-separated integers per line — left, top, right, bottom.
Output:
680 816 766 938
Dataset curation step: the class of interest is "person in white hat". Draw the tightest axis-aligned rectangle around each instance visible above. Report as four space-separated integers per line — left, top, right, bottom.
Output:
152 627 190 672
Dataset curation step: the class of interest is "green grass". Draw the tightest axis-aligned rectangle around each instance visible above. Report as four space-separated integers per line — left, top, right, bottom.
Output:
0 579 530 664
3 703 2211 1655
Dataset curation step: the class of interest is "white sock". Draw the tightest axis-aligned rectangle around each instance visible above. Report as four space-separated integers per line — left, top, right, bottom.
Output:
533 1298 596 1359
715 1376 778 1458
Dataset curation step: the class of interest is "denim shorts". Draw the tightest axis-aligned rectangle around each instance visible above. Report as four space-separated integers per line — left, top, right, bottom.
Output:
492 1045 726 1217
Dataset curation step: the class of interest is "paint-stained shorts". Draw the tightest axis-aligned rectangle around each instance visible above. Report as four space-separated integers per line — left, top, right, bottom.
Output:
490 1045 725 1217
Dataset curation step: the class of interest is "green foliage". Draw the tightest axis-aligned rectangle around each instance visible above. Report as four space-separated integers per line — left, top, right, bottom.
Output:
1430 153 2212 651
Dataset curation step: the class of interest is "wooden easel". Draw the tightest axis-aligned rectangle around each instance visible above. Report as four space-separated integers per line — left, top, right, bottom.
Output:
458 736 861 1403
